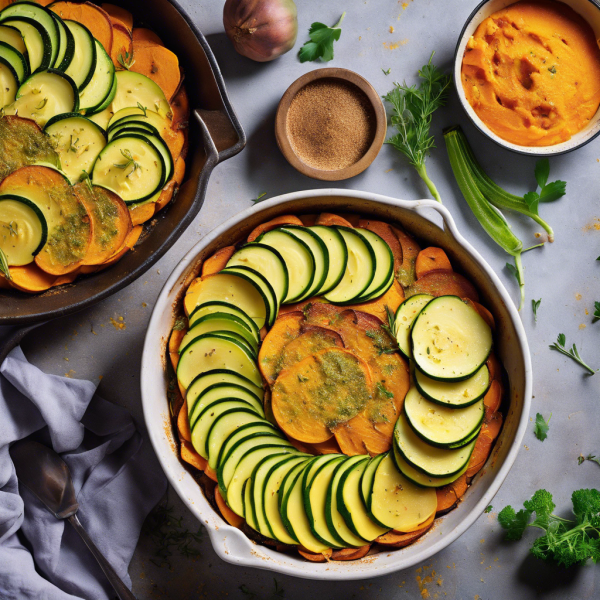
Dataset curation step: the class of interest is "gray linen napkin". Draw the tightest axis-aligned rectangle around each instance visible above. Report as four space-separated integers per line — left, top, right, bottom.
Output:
0 346 168 600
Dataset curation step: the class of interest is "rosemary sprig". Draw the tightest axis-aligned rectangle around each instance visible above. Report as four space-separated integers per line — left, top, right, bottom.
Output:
117 49 135 70
80 169 93 192
578 454 600 467
0 247 11 280
251 192 267 204
113 148 141 178
549 333 597 375
69 135 79 153
7 221 18 237
137 102 147 117
381 304 397 339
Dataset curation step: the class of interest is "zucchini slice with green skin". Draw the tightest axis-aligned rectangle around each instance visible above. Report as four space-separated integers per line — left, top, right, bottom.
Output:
411 295 493 381
323 227 375 305
302 454 346 549
108 122 156 141
184 273 267 330
367 452 437 531
394 294 433 358
0 24 26 55
394 413 477 478
404 386 484 448
63 20 95 90
415 363 490 408
393 443 469 488
0 40 27 84
226 243 289 307
256 228 314 303
355 228 394 301
51 13 74 71
360 453 385 506
217 422 280 470
78 40 114 114
308 225 347 295
179 313 259 355
188 301 260 340
92 71 116 114
338 456 389 541
0 194 47 265
326 456 370 547
183 328 256 361
111 70 171 119
3 69 79 126
206 407 266 469
0 57 17 107
107 106 170 136
2 17 51 74
221 265 278 327
281 226 329 300
176 333 261 389
91 134 164 204
263 455 310 544
44 113 106 185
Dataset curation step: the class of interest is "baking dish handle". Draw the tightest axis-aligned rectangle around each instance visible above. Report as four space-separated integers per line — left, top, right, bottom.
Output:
412 200 462 240
194 110 220 172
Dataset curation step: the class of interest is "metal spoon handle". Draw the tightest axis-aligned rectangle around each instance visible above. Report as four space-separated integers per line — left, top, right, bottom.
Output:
68 514 137 600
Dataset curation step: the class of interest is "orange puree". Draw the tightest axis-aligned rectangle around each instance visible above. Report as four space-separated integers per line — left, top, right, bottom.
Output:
461 0 600 146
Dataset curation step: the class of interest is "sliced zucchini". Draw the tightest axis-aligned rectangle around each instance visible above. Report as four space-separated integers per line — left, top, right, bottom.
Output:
338 456 389 541
0 194 47 265
91 135 164 203
256 228 314 303
281 226 328 300
404 386 484 448
63 20 95 90
308 225 347 295
3 68 78 127
184 273 267 330
188 301 260 340
107 106 170 137
367 453 437 531
323 227 375 304
51 13 74 71
0 57 17 107
226 243 288 307
0 24 26 55
394 413 476 478
179 314 259 356
1 17 51 73
108 122 156 141
355 228 393 301
111 70 171 119
221 266 278 327
411 296 493 381
92 71 116 114
326 456 370 547
394 294 433 358
78 40 114 114
0 40 27 84
242 479 253 525
263 455 310 544
113 129 171 185
360 453 385 506
176 333 261 389
415 363 490 408
217 422 280 470
44 113 106 184
0 2 59 66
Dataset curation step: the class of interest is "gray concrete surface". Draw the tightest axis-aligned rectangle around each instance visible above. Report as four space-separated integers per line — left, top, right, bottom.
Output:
15 0 600 598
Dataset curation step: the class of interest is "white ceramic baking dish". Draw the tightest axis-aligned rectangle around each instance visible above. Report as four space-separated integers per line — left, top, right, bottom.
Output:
140 189 532 580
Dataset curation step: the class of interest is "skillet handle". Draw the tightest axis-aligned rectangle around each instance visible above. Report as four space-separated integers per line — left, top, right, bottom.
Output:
194 110 221 171
0 323 44 365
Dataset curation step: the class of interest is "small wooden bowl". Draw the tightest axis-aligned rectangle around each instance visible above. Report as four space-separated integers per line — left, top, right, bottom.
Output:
275 68 386 181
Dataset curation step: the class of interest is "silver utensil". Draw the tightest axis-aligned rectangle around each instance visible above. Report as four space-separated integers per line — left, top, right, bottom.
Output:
10 439 137 600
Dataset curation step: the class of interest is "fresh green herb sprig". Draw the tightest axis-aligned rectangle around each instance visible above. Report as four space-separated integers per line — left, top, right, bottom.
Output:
113 148 141 178
384 53 451 203
251 192 267 204
118 50 135 70
80 169 93 192
533 412 551 441
532 299 541 322
382 68 391 75
0 247 11 280
498 488 600 567
578 454 600 467
298 13 345 63
523 159 566 224
593 301 600 323
484 505 493 513
550 333 597 375
381 304 397 340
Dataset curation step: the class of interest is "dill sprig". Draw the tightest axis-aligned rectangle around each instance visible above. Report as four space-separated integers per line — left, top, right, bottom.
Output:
549 333 597 376
113 148 142 178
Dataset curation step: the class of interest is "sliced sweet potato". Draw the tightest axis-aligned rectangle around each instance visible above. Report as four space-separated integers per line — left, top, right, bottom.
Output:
272 348 373 444
258 311 304 385
436 474 468 514
204 463 218 483
170 85 189 133
169 326 186 370
132 27 164 46
298 547 332 562
156 156 185 211
247 215 303 242
487 352 502 382
466 413 503 478
201 245 235 277
376 520 433 547
470 300 495 330
299 214 317 226
345 280 405 322
181 440 207 472
331 545 371 561
315 213 353 228
177 400 191 442
110 22 133 70
0 274 10 289
279 325 344 372
50 2 113 55
52 271 79 286
130 41 180 101
483 379 502 417
359 219 403 273
102 3 133 31
406 270 479 303
392 225 421 288
415 247 453 279
97 224 142 270
129 202 155 227
285 434 312 454
307 437 341 455
215 487 244 527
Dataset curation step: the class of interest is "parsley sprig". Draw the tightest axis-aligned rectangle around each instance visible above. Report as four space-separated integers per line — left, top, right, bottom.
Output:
550 333 597 375
522 158 566 221
593 301 600 323
384 53 451 203
498 488 600 567
298 13 345 63
533 412 551 441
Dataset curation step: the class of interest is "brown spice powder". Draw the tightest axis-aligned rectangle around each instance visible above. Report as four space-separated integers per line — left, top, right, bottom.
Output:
286 79 376 171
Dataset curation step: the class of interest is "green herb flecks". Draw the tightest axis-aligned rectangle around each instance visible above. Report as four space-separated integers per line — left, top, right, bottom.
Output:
532 298 541 322
6 221 18 237
299 13 345 63
113 148 141 178
69 135 80 153
578 454 600 467
382 68 391 75
376 381 394 399
136 102 147 117
0 247 10 280
522 159 566 229
533 412 551 441
550 333 597 375
80 169 93 192
366 328 397 356
118 50 135 70
173 316 187 331
484 505 493 514
498 488 600 567
384 52 451 203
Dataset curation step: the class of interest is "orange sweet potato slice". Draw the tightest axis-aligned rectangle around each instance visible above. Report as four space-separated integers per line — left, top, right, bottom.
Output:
170 85 189 133
299 214 317 226
331 545 371 561
155 156 185 212
178 400 191 442
279 325 344 372
181 440 207 472
315 213 353 228
215 487 244 527
415 247 453 279
8 264 56 293
466 413 503 478
278 297 327 316
96 224 142 270
169 326 186 370
204 463 218 482
345 280 405 322
52 271 79 286
258 311 304 385
132 27 164 46
359 219 403 273
272 348 373 444
50 2 113 55
110 22 133 70
392 225 421 288
0 274 10 289
247 215 303 242
201 245 236 277
129 202 155 227
487 352 502 382
483 379 502 417
307 437 341 455
406 270 479 303
130 41 181 101
376 520 433 547
298 547 332 562
102 3 133 32
436 474 468 514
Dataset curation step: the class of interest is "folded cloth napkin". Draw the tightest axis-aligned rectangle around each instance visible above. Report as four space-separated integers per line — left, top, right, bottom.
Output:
0 346 168 600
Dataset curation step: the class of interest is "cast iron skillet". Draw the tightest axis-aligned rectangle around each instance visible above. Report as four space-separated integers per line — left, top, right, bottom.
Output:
0 0 246 326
